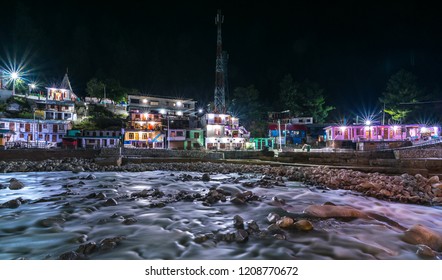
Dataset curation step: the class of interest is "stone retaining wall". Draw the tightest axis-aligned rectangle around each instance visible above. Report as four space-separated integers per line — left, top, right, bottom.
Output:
0 149 99 161
394 149 442 159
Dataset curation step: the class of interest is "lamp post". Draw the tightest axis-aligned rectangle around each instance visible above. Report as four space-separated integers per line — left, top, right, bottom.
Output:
33 109 36 147
278 119 282 152
11 72 19 96
28 83 36 98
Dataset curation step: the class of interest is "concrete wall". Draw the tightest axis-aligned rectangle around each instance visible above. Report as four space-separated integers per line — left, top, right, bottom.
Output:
0 149 99 161
394 148 442 159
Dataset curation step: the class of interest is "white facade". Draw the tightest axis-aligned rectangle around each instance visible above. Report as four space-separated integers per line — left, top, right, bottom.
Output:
80 130 122 149
204 113 249 150
0 118 71 145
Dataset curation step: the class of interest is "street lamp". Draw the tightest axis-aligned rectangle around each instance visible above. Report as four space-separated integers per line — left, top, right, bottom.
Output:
11 72 19 96
28 83 36 97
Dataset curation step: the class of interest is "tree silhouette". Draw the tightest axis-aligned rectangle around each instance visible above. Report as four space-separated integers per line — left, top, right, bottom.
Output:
380 69 423 123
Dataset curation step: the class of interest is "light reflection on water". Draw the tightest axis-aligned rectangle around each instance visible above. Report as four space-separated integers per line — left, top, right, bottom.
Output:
0 171 441 260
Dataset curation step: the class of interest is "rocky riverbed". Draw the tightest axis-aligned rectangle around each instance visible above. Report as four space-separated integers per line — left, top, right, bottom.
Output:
1 158 442 206
1 168 442 260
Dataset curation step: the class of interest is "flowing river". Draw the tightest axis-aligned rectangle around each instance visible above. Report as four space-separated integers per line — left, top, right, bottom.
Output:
1 170 441 260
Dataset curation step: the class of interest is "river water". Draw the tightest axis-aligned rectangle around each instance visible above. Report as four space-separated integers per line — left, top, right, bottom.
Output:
0 171 441 260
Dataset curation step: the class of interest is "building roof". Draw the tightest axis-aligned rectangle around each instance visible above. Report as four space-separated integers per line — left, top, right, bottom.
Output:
0 129 15 134
0 118 71 124
268 123 307 131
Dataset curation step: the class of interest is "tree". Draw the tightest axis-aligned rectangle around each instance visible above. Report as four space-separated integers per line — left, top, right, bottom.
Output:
380 69 423 123
86 78 105 102
229 85 268 137
278 75 334 123
85 78 132 103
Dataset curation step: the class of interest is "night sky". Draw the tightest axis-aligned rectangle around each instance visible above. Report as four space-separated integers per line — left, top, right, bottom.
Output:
1 0 442 113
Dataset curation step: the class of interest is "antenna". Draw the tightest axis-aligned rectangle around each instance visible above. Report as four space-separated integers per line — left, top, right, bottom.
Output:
214 9 226 113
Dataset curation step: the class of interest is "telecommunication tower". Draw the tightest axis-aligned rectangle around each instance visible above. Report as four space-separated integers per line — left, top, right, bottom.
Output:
214 9 226 113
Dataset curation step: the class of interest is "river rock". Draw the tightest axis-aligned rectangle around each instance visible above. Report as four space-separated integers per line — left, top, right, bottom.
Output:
267 212 280 223
303 204 368 219
233 215 244 229
402 224 442 251
104 198 118 206
294 219 313 231
123 217 137 225
38 217 66 227
72 166 84 173
201 173 210 181
58 251 87 260
416 244 437 259
276 216 294 228
428 176 440 184
246 220 260 233
9 178 24 190
76 242 98 255
235 229 249 243
2 198 22 208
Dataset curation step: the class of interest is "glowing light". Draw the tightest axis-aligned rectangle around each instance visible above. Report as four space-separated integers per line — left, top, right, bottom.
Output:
421 127 428 133
365 120 372 126
392 126 398 131
434 127 439 134
142 99 148 104
159 109 166 114
177 111 183 116
29 83 36 89
198 108 203 113
177 101 182 107
340 126 347 131
11 72 19 80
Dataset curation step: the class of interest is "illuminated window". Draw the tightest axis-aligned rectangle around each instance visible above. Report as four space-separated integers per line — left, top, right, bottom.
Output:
142 133 148 139
128 133 134 140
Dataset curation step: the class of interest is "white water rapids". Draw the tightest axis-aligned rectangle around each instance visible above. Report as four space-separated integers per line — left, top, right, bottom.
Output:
1 171 441 260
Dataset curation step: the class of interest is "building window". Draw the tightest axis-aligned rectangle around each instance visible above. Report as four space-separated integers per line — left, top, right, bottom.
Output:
110 139 115 145
194 132 200 139
0 123 4 128
142 133 148 139
19 133 24 138
215 129 221 136
88 139 95 144
150 101 159 106
43 124 47 129
176 131 184 137
20 123 24 128
128 133 134 140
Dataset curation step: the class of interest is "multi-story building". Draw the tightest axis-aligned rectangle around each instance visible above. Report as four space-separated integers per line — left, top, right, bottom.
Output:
62 129 122 149
124 110 164 148
204 113 249 150
0 118 71 147
35 73 78 121
324 124 441 150
124 94 200 149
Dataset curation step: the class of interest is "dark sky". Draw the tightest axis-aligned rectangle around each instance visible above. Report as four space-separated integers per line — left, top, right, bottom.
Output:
1 0 442 113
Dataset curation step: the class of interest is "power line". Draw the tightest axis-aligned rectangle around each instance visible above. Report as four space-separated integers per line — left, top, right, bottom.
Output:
399 100 442 105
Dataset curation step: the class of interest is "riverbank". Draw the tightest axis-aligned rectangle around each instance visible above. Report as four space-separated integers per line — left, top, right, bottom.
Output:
1 158 441 206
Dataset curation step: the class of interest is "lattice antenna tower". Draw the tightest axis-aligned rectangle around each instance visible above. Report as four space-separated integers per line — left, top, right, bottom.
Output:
214 9 226 113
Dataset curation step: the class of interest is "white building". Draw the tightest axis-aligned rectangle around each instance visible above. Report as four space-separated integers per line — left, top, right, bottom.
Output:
204 113 249 150
0 118 71 147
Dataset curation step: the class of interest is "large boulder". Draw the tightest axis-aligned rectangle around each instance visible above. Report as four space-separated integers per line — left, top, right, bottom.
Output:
9 178 24 190
402 224 442 251
303 204 368 219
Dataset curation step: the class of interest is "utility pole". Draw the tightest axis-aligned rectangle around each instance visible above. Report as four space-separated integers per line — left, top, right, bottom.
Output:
382 102 385 125
278 119 282 152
